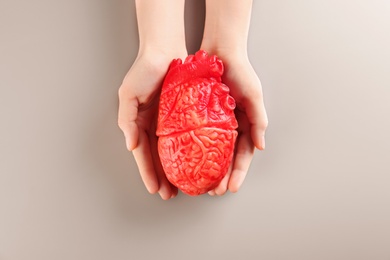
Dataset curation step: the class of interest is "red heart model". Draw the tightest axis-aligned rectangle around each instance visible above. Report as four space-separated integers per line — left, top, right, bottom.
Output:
157 50 238 196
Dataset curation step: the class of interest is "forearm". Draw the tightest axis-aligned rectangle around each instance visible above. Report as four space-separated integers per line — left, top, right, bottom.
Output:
136 0 186 55
201 0 253 57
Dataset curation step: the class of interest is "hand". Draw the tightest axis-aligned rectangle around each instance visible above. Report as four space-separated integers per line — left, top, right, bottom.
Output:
200 0 268 196
206 52 268 196
118 50 186 200
118 0 186 200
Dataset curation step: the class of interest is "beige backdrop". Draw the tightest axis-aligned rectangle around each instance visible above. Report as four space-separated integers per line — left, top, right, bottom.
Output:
1 0 389 259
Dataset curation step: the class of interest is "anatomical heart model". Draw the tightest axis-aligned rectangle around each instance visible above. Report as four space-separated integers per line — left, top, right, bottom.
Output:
157 50 238 196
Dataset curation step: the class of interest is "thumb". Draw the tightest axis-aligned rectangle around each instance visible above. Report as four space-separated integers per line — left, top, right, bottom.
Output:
244 96 268 150
118 92 139 151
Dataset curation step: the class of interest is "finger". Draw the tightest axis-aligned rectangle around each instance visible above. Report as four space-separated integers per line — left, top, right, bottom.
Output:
155 166 174 200
132 130 159 194
157 181 173 200
118 89 139 151
228 131 255 193
214 160 234 196
150 130 175 200
208 190 216 196
160 181 178 200
244 93 268 150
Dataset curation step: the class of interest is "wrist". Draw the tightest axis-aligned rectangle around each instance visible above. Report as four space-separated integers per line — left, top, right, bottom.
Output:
135 0 186 59
201 0 252 63
200 42 249 62
137 45 187 62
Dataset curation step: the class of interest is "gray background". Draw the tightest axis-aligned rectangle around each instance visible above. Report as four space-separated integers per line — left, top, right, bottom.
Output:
1 0 389 259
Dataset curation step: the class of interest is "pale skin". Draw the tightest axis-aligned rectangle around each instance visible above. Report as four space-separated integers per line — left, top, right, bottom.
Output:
118 0 268 200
